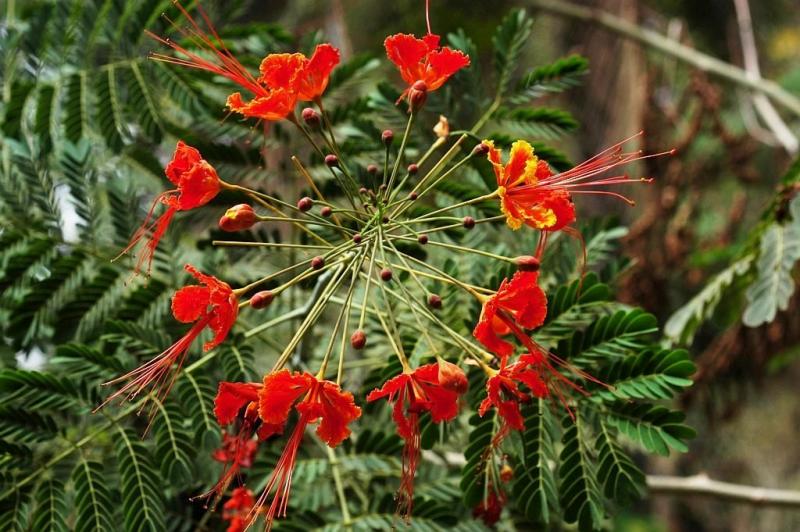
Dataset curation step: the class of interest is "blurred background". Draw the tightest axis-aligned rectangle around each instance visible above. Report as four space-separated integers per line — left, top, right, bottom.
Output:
2 0 800 530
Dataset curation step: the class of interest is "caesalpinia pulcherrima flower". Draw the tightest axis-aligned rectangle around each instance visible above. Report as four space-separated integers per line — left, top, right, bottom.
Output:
483 134 672 232
93 0 680 527
116 141 220 276
147 2 338 122
250 370 361 530
367 361 467 517
384 32 469 105
100 264 237 409
473 271 547 358
222 487 256 532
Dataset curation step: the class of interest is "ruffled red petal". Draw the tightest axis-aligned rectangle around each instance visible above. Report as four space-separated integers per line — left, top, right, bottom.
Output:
175 160 220 210
171 285 210 323
165 141 203 185
297 44 340 101
214 382 262 425
305 381 361 447
258 53 305 89
258 370 314 426
384 33 430 85
425 47 470 90
226 89 296 121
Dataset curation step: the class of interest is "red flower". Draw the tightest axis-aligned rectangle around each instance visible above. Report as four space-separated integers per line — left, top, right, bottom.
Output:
100 265 237 410
384 33 469 103
249 370 361 530
484 134 670 231
366 363 465 518
117 141 220 276
148 3 339 121
472 485 507 526
473 271 547 358
223 487 255 532
478 353 548 432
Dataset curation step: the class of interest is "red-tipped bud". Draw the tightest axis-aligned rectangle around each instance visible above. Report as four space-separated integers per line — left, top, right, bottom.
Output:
219 204 257 232
428 294 442 309
297 196 314 212
367 164 378 175
379 184 387 193
301 107 321 128
408 191 418 200
408 80 428 112
438 359 468 394
352 233 363 244
311 256 325 270
380 268 393 282
381 130 394 146
515 256 540 272
463 216 476 229
325 154 339 167
359 187 369 195
249 290 274 309
407 163 419 175
500 464 514 483
350 329 367 350
381 215 389 223
417 234 429 245
472 142 490 156
320 206 332 218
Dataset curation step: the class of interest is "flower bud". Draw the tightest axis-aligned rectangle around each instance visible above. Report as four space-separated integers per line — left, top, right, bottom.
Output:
428 293 442 309
301 107 320 128
381 129 394 146
433 115 450 138
417 234 429 245
515 255 540 272
325 154 339 167
352 233 363 244
367 164 379 175
219 204 257 232
408 191 418 201
320 206 332 218
297 196 314 212
249 290 274 309
408 80 428 112
438 359 468 394
463 216 476 229
500 464 514 483
472 142 490 156
407 163 419 175
311 256 325 270
359 187 369 195
380 268 393 282
350 329 367 350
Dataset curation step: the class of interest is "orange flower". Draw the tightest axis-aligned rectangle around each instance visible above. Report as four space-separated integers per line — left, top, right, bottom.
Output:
484 134 669 231
478 353 549 432
148 3 339 122
384 33 469 103
249 370 361 530
473 271 547 358
117 141 220 276
367 363 465 518
100 265 237 410
223 487 255 532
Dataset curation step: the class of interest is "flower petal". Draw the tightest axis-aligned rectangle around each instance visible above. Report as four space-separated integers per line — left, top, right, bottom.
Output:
425 47 470 91
313 381 361 447
214 382 262 425
384 33 429 85
165 141 202 185
258 53 305 89
297 44 340 100
258 370 314 426
171 285 210 323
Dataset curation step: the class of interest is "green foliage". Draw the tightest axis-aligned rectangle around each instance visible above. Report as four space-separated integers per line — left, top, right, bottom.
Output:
743 195 800 326
0 3 697 532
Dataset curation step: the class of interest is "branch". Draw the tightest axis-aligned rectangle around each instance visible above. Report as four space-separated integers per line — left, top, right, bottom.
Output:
430 451 800 509
527 0 800 118
647 474 800 508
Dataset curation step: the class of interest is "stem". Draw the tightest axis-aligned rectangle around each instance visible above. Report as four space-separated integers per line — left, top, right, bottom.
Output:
384 112 416 201
327 446 353 528
527 0 800 117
